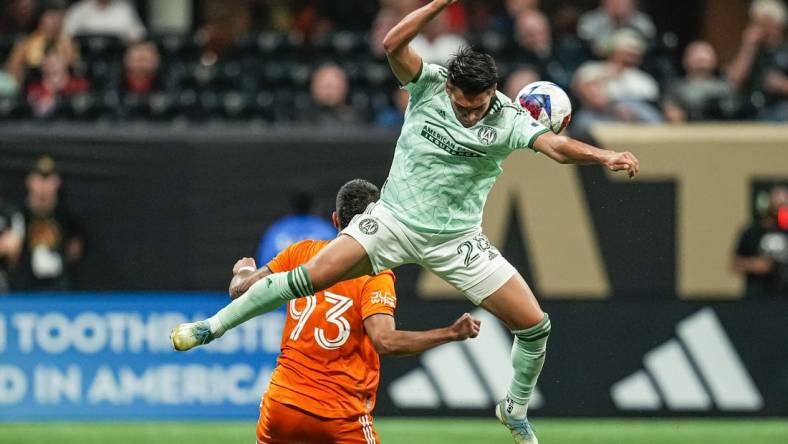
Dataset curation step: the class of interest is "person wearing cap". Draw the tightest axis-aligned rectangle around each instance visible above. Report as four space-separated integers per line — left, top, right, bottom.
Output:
13 156 84 292
727 0 788 121
571 29 662 142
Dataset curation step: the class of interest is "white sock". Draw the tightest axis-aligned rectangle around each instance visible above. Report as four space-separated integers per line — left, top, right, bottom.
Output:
504 394 528 420
207 315 225 337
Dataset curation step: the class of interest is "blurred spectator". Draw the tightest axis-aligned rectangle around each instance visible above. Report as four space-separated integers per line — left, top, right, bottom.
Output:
256 189 336 265
0 191 24 293
504 66 540 100
121 41 162 94
4 0 78 85
379 0 422 18
0 0 38 35
727 0 788 122
512 10 574 88
26 46 89 117
197 0 250 66
410 10 467 65
494 0 540 33
62 0 145 42
572 30 662 141
14 156 84 292
663 41 736 122
300 63 360 126
370 8 400 59
577 0 656 55
375 88 409 129
733 185 788 298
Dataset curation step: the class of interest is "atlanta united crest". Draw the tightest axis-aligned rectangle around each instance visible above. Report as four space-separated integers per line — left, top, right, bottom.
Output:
476 126 497 145
359 218 379 235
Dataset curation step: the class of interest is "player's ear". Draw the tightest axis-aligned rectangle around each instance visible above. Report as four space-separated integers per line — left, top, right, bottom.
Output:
331 211 340 230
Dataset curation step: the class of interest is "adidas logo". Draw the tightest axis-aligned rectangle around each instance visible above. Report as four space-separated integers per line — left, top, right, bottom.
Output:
389 308 543 409
611 308 763 411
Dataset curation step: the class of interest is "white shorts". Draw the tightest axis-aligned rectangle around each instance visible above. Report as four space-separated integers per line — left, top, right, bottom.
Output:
342 202 517 305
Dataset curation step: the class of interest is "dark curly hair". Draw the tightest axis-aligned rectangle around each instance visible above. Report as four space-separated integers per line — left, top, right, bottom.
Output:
336 179 380 229
446 46 498 94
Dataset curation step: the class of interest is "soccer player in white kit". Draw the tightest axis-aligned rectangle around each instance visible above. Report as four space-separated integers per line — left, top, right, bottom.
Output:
171 1 640 442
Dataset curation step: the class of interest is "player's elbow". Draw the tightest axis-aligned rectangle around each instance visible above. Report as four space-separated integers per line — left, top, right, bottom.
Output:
370 334 397 356
381 32 403 56
382 38 397 56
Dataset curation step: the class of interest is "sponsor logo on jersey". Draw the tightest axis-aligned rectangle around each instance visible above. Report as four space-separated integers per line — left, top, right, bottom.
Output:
359 218 379 235
476 126 498 146
420 121 486 158
370 290 396 308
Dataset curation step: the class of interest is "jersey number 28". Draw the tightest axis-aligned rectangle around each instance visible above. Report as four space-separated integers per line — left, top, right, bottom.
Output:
288 292 353 350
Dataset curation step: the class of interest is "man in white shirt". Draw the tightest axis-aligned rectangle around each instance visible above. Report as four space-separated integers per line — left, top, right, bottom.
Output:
571 29 663 141
62 0 145 42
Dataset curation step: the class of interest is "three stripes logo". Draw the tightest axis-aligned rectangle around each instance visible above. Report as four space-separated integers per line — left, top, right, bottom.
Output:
388 309 543 410
611 308 763 411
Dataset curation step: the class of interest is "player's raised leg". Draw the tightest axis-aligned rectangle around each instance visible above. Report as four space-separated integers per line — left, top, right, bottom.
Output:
171 234 373 351
481 273 549 444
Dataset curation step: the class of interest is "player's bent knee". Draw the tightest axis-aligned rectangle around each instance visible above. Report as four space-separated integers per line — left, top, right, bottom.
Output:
512 313 551 343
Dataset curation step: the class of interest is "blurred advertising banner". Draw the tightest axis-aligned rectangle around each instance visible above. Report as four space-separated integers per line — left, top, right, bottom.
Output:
0 294 284 420
1 294 786 419
375 299 788 418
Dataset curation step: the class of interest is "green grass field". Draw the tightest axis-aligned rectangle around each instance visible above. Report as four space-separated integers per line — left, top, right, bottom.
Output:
1 419 787 444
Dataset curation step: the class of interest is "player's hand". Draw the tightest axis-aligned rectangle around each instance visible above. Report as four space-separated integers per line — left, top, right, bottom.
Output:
603 151 640 178
449 313 481 340
232 257 257 275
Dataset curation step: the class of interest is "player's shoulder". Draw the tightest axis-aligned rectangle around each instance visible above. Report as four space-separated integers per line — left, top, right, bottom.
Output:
487 91 532 126
284 239 330 259
353 269 396 293
422 62 448 80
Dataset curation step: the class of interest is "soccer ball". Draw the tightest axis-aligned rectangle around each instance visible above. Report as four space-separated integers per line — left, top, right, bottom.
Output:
514 81 572 134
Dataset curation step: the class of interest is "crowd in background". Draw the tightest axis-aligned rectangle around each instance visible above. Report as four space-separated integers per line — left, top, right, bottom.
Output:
0 0 784 130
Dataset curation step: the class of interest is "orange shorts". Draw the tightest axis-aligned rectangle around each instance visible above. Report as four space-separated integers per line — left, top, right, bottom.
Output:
256 395 380 444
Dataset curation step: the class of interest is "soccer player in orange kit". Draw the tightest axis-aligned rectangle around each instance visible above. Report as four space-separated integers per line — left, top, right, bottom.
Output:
224 179 482 444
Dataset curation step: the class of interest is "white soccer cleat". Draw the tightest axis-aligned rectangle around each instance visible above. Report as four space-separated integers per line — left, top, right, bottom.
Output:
495 399 539 444
170 320 215 351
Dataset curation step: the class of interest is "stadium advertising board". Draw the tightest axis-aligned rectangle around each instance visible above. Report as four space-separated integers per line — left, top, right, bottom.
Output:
0 294 283 420
1 294 786 419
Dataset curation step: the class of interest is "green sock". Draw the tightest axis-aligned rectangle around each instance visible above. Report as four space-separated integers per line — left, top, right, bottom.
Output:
208 265 314 336
507 313 551 418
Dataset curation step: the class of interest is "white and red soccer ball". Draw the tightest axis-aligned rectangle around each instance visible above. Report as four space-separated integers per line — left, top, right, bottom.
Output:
514 81 572 134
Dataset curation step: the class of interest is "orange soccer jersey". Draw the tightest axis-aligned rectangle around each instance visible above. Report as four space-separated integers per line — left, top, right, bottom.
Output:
263 239 397 419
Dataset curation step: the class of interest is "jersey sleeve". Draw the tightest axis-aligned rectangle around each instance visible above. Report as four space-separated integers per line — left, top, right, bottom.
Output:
508 108 551 152
403 62 447 106
359 270 397 319
266 242 298 273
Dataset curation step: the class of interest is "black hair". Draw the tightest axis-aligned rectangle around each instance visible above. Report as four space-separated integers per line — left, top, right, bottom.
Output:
336 179 380 229
446 46 498 94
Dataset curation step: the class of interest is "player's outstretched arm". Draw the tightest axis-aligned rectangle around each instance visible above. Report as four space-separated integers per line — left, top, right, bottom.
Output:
229 257 272 300
382 0 456 84
364 312 480 356
532 132 640 178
